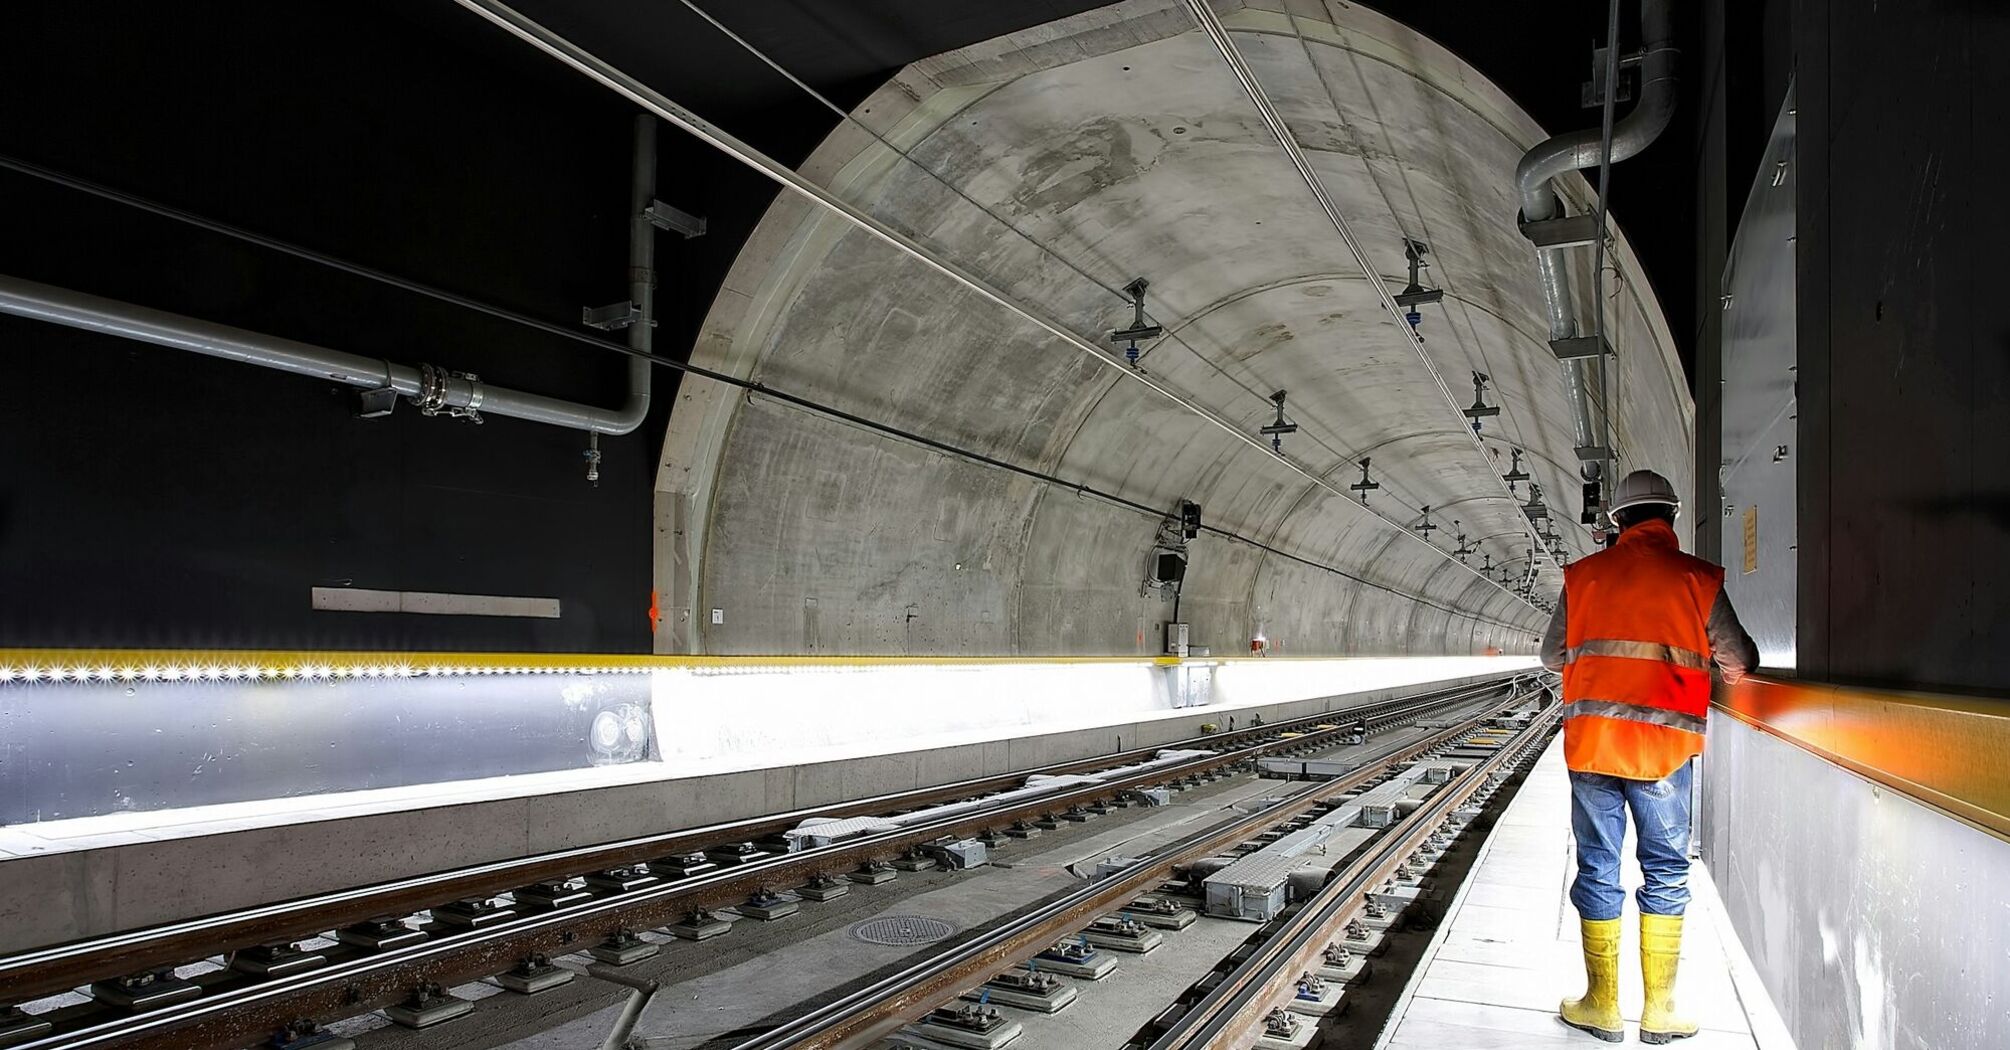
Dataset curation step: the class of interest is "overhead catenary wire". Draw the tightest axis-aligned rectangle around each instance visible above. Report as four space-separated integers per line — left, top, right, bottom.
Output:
2 7 1536 626
452 0 1539 616
0 152 631 364
1182 0 1562 585
669 0 1457 548
0 153 1529 632
1590 0 1624 497
1281 7 1590 567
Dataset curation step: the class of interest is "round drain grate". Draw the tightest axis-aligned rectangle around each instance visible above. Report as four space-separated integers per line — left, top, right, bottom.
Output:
850 915 956 946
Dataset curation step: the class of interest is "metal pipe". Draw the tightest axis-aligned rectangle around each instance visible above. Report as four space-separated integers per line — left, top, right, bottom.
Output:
621 112 657 431
0 273 648 433
450 0 1538 611
1514 0 1675 479
1515 0 1676 226
0 116 659 437
1589 0 1624 490
580 964 659 1050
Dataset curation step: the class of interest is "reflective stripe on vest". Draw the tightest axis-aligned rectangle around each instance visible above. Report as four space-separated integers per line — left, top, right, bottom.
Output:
1565 639 1711 672
1562 697 1708 734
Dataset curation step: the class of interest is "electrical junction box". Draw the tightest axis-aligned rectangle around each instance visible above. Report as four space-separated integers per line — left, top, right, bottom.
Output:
926 838 990 870
1165 622 1190 657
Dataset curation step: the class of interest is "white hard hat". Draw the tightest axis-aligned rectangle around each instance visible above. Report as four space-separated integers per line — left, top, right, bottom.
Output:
1610 469 1681 515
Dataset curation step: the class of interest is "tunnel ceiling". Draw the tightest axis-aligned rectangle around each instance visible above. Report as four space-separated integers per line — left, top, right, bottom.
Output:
653 0 1690 657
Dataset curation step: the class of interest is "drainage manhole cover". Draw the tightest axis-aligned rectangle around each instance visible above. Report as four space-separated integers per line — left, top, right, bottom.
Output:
850 916 956 946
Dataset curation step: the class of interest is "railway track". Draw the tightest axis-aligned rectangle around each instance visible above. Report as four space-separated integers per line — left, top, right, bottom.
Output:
1133 697 1558 1049
724 679 1557 1050
0 674 1535 1050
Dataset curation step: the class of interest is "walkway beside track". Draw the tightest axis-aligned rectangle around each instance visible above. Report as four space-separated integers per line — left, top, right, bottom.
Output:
1377 738 1790 1049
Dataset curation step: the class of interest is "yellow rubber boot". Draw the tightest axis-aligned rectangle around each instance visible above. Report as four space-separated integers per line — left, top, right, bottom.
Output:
1639 912 1699 1043
1558 917 1624 1042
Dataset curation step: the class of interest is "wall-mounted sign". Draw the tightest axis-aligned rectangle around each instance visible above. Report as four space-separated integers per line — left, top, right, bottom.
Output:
1742 505 1759 575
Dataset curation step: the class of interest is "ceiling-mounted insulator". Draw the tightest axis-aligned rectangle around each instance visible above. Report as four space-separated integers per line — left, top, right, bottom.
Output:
1480 552 1494 574
1392 238 1445 334
1349 458 1380 504
1452 519 1474 561
1414 505 1438 539
1259 390 1298 453
1502 446 1531 497
1108 276 1164 366
1462 371 1501 433
1523 482 1551 523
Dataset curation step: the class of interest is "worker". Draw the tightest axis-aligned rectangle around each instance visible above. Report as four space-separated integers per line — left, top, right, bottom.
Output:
1539 469 1758 1044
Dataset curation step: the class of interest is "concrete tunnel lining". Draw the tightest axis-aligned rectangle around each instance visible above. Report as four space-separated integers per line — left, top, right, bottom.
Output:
653 0 1689 657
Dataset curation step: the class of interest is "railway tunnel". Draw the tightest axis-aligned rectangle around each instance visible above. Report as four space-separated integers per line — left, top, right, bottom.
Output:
0 2 2002 1049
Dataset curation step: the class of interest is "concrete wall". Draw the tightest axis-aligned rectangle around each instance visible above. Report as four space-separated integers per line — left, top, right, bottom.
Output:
0 669 1510 953
648 655 1528 776
1701 715 2010 1050
655 0 1693 658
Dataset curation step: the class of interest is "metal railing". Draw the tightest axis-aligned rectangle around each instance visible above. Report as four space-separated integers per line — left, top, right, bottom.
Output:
1715 674 2010 840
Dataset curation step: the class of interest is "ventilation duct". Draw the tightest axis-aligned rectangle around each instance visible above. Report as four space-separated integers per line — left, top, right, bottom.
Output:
1515 0 1676 482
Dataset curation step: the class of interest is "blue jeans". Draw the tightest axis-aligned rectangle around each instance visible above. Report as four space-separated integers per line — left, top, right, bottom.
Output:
1568 760 1692 919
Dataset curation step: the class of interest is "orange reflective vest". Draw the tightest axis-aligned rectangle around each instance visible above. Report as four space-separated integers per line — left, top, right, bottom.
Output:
1560 519 1723 780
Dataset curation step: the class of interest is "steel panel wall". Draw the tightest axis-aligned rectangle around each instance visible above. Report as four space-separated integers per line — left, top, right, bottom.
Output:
1717 88 1799 666
1702 714 2010 1050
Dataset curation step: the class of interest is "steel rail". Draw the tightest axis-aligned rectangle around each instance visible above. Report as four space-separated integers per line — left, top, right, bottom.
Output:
11 686 1504 1050
2 679 1533 1049
1144 700 1562 1048
0 676 1506 1006
719 685 1543 1050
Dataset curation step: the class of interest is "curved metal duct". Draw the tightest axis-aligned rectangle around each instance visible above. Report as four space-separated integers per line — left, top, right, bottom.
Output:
1515 0 1676 480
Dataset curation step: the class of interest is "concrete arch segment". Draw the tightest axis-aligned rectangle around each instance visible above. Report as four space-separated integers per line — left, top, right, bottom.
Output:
656 0 1688 657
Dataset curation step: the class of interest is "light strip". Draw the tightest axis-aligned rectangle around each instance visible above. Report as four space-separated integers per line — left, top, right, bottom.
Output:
0 648 1192 686
0 649 1529 687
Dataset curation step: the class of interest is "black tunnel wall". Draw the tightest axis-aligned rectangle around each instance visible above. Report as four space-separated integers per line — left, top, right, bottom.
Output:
1695 0 2009 697
0 0 1699 656
0 0 1146 655
0 2 674 652
1792 0 2010 696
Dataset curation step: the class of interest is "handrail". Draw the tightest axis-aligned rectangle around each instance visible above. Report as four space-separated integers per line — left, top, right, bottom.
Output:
1714 674 2010 840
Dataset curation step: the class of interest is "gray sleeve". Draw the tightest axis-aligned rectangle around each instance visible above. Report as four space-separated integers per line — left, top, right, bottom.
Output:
1707 588 1761 681
1540 589 1568 672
